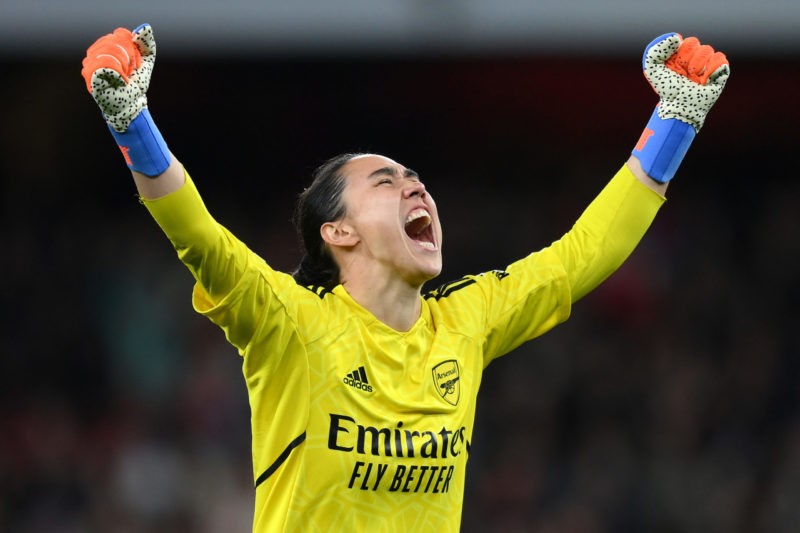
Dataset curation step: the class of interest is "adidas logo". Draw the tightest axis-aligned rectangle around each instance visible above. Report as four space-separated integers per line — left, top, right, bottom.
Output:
343 365 374 393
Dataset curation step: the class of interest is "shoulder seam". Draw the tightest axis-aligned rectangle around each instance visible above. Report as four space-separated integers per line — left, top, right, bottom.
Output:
423 276 477 301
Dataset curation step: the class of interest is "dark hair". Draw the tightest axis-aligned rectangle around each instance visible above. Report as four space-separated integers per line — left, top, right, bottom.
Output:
292 153 364 288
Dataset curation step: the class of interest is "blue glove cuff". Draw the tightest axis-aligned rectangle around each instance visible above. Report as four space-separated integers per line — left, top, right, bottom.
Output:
631 106 696 183
107 109 171 177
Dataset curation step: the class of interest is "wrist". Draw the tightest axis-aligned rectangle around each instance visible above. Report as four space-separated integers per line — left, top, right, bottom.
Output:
626 155 669 196
107 108 171 177
631 106 696 183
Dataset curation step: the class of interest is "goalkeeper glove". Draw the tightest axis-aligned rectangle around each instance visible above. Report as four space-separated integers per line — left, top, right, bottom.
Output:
631 33 730 183
81 24 171 177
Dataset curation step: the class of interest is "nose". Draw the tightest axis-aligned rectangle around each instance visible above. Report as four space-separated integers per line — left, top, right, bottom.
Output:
403 180 426 199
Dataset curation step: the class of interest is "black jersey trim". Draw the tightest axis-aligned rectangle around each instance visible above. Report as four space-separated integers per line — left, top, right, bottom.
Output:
423 277 476 301
299 284 333 299
254 431 307 488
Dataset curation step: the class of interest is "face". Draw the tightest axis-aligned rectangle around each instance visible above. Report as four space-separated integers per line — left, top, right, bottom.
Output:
333 154 443 286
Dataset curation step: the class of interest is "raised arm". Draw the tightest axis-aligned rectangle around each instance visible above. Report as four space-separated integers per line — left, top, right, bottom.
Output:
553 33 730 301
81 24 185 199
81 24 250 308
629 32 729 192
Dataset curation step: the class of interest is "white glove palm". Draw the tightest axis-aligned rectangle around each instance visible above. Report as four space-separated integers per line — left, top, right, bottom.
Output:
643 33 730 132
82 24 156 133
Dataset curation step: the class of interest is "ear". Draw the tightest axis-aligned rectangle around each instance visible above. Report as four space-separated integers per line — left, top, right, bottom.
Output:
320 221 359 248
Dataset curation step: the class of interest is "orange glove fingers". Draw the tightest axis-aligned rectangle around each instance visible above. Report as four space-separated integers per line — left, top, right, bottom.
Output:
86 30 137 64
110 28 142 70
687 44 714 82
81 28 141 92
664 37 696 78
665 36 726 85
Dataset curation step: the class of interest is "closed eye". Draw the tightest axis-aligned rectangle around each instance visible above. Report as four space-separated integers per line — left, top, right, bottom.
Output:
368 166 420 186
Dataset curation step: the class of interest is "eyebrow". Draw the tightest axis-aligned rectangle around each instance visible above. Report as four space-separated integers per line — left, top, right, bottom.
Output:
367 166 420 180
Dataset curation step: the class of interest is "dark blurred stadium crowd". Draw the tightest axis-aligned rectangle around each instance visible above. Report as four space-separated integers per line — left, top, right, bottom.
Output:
1 54 798 532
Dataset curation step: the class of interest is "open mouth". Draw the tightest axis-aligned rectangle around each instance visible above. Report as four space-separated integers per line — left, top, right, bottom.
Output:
404 208 437 250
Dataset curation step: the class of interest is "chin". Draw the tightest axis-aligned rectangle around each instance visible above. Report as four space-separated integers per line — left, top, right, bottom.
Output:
421 262 443 282
406 264 442 288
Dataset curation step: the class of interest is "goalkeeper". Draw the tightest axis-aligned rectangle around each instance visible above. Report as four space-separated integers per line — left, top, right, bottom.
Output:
81 25 729 532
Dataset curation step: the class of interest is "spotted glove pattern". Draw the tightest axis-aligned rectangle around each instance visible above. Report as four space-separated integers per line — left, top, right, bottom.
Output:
81 24 156 133
643 33 730 132
81 24 170 176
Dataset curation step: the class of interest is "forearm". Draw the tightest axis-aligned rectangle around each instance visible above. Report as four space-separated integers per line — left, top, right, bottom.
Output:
143 171 249 302
549 164 665 302
626 154 668 197
81 25 246 301
550 32 729 301
133 154 186 200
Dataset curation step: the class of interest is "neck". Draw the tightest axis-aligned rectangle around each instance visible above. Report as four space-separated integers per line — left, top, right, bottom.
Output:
340 268 423 332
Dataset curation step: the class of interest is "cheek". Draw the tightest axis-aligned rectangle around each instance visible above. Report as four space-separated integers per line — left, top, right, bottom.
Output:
356 208 392 232
351 205 400 244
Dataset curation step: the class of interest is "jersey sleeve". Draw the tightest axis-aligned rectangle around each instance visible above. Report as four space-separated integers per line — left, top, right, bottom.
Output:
548 163 665 302
143 173 323 492
474 164 665 363
141 170 314 355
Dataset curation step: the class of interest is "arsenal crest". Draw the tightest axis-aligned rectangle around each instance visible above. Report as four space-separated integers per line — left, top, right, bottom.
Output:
432 360 460 406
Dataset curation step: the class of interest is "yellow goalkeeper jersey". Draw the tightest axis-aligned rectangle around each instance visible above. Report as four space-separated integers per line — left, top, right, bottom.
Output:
143 164 664 532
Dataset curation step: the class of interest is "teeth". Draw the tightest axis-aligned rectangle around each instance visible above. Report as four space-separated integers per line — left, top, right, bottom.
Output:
405 208 430 225
404 207 436 250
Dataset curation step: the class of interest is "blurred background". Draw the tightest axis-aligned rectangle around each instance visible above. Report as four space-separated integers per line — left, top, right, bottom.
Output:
1 1 799 532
